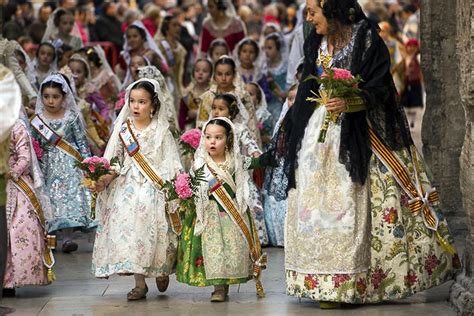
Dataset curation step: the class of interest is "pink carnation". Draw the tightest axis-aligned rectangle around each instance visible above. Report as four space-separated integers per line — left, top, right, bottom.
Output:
180 129 202 149
332 68 353 80
174 173 193 199
88 164 96 173
32 138 43 160
99 157 110 169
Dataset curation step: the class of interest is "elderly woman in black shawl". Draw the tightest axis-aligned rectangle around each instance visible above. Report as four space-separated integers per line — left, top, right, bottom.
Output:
271 0 460 308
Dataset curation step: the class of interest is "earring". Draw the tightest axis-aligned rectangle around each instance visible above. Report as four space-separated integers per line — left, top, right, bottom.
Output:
150 111 154 119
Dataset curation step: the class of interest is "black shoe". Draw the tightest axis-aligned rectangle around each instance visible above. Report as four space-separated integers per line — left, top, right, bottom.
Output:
2 288 16 297
62 240 78 253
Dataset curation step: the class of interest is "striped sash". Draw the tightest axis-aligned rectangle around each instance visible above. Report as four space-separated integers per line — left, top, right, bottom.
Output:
31 115 83 162
204 164 266 298
119 120 182 235
368 127 456 255
12 177 56 282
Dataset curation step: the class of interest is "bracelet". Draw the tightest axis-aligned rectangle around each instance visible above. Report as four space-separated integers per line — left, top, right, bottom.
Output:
344 96 366 112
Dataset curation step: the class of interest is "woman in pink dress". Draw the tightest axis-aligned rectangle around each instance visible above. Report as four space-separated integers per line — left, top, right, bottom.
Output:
3 112 53 295
198 0 246 55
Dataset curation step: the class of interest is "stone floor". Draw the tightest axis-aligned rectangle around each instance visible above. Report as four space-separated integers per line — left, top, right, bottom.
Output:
0 232 459 316
2 106 458 316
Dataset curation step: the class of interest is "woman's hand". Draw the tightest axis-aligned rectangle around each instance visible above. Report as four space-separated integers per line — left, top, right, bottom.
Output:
252 152 261 158
325 97 347 114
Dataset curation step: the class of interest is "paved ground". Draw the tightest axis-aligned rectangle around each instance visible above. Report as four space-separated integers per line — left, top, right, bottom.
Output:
0 232 459 316
2 107 459 316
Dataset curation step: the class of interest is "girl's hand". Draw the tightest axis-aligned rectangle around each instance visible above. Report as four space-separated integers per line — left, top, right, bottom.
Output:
325 98 347 114
95 174 116 193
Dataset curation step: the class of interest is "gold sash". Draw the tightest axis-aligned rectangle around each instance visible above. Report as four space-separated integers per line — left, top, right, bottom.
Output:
30 115 83 162
119 120 182 235
368 127 456 255
12 177 56 282
204 164 266 298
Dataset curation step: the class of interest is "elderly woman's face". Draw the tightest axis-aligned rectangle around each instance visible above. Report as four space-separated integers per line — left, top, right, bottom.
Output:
306 0 328 35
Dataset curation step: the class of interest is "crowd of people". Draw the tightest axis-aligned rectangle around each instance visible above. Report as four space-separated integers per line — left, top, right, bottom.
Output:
0 0 460 309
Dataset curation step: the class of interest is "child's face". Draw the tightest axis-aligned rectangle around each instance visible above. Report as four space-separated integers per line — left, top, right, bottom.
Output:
69 60 87 88
42 87 65 114
211 45 228 64
126 28 145 51
129 88 153 123
130 56 147 80
264 38 278 61
245 83 259 107
214 64 234 90
204 123 227 159
194 61 211 85
58 14 74 35
38 45 55 67
211 99 230 118
168 18 181 38
239 44 257 67
288 88 297 108
406 44 418 55
59 50 74 69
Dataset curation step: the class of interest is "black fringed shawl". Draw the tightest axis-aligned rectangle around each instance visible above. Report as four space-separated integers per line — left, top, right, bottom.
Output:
276 18 412 194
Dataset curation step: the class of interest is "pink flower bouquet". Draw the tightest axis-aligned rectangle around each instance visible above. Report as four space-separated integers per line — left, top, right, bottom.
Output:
180 128 202 155
32 138 43 160
163 166 205 212
306 67 363 142
75 156 119 219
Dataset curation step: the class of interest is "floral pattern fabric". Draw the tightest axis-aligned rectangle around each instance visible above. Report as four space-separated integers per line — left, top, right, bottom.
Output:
176 182 253 287
92 122 181 278
285 109 460 302
31 114 92 232
4 122 48 288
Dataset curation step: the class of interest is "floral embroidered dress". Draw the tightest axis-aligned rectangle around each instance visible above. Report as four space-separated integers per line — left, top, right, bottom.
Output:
32 113 92 233
4 121 49 288
285 25 459 303
176 118 260 287
92 78 182 278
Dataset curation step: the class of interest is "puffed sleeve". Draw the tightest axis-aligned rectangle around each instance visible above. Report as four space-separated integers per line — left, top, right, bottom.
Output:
9 123 32 180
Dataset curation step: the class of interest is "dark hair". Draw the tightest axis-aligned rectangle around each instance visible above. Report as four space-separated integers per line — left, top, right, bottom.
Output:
205 118 234 148
288 83 299 93
265 33 282 51
209 39 229 58
127 25 147 40
81 47 103 68
211 0 227 11
36 42 56 60
57 43 73 63
213 94 239 120
320 0 365 25
160 15 176 38
14 50 26 63
237 39 260 59
59 73 74 93
247 82 262 104
214 56 236 75
130 80 160 115
53 8 73 27
193 58 213 76
41 80 66 96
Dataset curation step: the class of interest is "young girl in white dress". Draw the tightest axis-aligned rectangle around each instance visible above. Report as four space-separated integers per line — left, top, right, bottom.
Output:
92 78 183 300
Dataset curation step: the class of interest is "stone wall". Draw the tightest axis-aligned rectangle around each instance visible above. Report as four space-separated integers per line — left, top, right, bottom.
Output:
449 0 474 314
420 0 467 237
